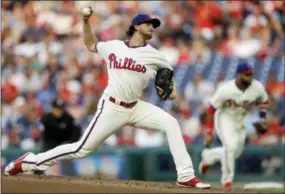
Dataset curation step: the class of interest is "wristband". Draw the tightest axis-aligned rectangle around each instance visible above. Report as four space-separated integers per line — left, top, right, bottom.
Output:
206 128 214 136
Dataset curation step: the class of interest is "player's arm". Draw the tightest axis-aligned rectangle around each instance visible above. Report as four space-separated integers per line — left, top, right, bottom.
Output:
204 104 216 148
204 87 225 147
82 7 98 53
258 101 269 119
257 84 270 119
253 85 270 134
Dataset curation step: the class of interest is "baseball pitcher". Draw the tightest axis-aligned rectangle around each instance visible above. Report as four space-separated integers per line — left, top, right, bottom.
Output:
199 62 269 189
5 7 210 189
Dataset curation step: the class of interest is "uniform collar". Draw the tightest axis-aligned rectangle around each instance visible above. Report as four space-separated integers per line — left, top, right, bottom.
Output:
124 40 147 48
235 80 252 93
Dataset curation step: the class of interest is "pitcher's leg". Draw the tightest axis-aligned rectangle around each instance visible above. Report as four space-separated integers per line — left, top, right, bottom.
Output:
162 117 195 182
8 99 128 174
130 101 194 182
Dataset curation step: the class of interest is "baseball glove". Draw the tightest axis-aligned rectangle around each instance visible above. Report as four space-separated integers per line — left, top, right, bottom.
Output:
253 120 267 135
155 68 174 100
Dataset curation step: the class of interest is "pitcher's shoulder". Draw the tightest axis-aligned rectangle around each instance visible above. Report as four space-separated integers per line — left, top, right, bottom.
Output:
98 39 122 46
148 45 170 60
112 39 124 44
144 44 160 52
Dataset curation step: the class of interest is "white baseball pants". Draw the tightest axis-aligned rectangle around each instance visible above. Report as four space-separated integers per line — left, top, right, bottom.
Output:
22 93 195 182
201 111 246 184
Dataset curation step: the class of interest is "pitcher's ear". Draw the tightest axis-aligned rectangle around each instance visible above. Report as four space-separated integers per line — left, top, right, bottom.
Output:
134 24 140 31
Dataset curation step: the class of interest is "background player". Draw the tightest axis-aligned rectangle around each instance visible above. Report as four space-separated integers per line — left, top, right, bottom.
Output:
34 99 81 175
41 99 81 152
5 7 210 189
199 62 269 189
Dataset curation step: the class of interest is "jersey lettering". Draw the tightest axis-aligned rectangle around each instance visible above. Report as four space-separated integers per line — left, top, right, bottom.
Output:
108 53 146 73
225 99 255 109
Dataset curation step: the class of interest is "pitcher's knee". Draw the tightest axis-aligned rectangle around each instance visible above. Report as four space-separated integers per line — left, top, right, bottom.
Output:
74 148 92 159
163 116 180 131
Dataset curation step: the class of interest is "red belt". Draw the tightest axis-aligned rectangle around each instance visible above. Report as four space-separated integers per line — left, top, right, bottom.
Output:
109 97 137 108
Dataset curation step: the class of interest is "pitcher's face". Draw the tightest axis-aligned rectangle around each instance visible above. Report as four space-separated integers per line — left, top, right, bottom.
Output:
135 22 154 40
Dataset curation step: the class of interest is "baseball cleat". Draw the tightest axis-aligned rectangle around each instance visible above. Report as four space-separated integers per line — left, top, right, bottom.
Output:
4 152 30 176
177 177 211 189
199 161 209 174
223 182 232 189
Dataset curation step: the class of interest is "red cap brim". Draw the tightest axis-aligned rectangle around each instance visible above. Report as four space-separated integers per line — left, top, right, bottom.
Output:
243 70 254 74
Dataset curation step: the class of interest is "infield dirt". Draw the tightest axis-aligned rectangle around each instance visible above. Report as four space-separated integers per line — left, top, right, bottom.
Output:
1 175 280 193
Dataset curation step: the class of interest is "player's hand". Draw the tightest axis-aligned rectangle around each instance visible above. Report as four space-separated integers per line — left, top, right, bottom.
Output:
253 119 267 127
81 6 93 21
204 129 214 148
156 85 176 100
253 119 267 135
156 86 164 96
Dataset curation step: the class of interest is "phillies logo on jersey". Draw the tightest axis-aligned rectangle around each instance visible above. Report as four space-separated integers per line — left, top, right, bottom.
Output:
108 53 146 73
225 99 255 109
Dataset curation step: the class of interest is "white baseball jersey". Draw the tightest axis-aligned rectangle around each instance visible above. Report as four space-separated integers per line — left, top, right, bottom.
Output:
203 79 268 184
12 37 198 182
95 40 172 102
210 79 269 122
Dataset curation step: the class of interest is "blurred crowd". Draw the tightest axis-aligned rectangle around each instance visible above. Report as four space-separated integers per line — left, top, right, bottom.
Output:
1 1 285 150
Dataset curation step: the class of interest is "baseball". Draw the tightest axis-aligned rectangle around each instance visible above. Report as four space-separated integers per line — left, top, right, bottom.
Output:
82 7 92 16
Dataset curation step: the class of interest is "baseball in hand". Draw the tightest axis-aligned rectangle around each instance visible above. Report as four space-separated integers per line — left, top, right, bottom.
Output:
82 7 92 16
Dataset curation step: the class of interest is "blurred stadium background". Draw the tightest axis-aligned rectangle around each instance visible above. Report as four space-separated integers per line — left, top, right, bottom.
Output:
1 0 284 183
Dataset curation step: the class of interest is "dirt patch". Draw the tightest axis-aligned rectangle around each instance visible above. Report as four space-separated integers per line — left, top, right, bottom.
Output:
1 175 264 193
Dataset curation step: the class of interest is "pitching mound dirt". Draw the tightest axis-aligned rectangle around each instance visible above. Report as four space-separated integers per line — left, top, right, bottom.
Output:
2 175 262 193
